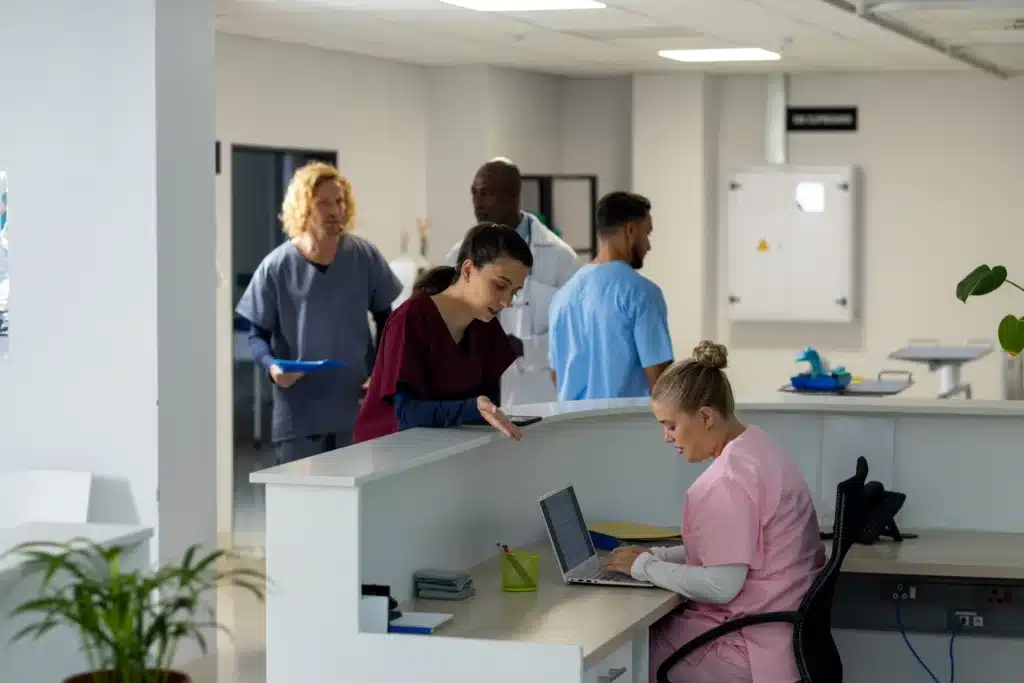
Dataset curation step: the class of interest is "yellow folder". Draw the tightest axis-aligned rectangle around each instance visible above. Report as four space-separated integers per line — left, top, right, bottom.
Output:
588 521 681 541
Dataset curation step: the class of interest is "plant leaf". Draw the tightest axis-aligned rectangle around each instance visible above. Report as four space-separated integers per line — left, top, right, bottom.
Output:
998 315 1024 356
957 265 1007 302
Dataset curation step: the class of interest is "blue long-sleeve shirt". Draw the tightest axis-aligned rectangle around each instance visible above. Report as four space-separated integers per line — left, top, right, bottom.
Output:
393 382 502 431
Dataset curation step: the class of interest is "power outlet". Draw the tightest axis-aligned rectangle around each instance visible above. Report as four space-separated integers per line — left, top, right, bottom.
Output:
987 587 1015 606
951 610 987 632
883 581 918 602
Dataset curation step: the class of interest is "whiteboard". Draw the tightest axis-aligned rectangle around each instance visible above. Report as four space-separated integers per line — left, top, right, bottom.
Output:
726 166 856 323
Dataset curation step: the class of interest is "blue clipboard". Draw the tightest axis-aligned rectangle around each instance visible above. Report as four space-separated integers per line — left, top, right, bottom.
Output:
271 359 345 373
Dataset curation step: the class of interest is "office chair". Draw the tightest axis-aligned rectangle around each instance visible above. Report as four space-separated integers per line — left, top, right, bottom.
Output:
656 459 868 683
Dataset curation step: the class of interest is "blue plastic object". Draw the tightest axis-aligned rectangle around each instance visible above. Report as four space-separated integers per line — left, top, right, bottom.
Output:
791 346 852 393
790 373 852 392
795 347 826 376
271 359 345 373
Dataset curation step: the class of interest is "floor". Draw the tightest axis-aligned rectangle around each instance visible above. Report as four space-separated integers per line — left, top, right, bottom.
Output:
232 362 275 554
182 555 268 683
187 364 272 682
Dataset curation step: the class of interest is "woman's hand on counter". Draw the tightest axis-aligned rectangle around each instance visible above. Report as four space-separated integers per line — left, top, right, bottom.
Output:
477 396 523 441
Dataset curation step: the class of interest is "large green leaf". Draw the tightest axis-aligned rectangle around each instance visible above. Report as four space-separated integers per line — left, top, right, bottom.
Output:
956 265 1007 302
998 315 1024 356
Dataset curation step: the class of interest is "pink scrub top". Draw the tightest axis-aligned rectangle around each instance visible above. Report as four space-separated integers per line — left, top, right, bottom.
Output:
679 426 825 683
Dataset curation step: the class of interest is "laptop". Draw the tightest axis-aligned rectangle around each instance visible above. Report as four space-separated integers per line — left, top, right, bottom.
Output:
538 485 654 588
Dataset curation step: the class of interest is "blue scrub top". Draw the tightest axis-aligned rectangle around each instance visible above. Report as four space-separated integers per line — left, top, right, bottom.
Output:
548 261 673 400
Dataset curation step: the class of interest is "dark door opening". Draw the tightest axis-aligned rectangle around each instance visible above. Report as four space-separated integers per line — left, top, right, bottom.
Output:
232 145 338 303
230 144 337 550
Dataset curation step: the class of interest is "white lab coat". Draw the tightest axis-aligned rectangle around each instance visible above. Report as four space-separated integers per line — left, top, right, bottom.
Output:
446 213 580 408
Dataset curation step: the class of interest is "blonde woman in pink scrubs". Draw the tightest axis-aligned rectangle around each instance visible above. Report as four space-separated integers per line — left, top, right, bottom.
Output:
603 341 826 683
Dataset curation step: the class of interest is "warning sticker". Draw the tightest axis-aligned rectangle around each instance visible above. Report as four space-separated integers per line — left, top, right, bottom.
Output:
757 239 769 252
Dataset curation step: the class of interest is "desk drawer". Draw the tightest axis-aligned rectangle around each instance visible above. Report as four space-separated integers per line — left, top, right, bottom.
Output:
584 640 633 683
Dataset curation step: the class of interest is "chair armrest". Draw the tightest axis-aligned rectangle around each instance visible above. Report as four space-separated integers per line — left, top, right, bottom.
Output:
655 610 802 683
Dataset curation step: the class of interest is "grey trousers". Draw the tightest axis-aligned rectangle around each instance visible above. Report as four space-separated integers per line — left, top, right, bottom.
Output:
274 430 353 465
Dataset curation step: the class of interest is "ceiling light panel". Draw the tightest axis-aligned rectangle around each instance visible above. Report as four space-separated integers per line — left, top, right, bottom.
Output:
658 47 781 62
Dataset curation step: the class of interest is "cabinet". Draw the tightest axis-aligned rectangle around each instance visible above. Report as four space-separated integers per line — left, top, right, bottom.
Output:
726 166 857 323
584 638 638 683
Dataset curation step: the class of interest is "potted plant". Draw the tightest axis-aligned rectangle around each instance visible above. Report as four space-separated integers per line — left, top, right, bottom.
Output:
956 264 1024 355
2 538 266 683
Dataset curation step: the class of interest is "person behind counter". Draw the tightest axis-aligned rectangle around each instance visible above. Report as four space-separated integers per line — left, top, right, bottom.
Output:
603 341 825 683
447 158 580 406
353 223 533 444
547 191 673 400
236 162 402 464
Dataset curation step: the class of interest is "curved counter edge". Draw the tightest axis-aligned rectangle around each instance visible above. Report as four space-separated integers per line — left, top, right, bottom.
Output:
250 395 1024 489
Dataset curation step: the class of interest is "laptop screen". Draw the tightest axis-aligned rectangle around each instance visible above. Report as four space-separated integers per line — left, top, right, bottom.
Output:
540 486 596 574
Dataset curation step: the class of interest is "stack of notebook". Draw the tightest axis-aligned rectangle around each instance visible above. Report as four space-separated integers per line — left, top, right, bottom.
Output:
587 521 682 551
414 568 476 601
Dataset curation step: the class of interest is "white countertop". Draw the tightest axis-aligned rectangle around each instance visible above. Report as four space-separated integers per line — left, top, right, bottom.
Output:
411 530 1024 663
250 395 1024 489
410 541 681 667
0 522 152 574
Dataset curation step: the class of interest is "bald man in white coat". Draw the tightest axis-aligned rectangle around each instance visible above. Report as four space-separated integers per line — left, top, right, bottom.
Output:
446 159 580 407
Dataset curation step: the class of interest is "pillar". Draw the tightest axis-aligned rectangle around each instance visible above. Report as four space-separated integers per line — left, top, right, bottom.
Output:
0 0 217 563
632 73 720 354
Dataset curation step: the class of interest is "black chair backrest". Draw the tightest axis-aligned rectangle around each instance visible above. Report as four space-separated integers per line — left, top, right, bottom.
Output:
792 460 868 682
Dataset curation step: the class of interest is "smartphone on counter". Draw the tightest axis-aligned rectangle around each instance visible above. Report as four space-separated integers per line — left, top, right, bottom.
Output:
508 415 542 427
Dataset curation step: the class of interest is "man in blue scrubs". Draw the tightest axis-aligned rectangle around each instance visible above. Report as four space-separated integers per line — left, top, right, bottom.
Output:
237 162 402 463
548 191 673 400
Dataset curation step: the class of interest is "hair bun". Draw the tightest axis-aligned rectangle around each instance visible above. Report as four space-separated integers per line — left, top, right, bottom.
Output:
693 340 728 370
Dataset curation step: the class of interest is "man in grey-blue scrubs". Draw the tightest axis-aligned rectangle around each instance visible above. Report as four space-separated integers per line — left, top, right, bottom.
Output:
236 162 402 463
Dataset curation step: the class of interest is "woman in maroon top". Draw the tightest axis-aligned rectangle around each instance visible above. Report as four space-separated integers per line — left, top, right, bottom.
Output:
353 223 533 443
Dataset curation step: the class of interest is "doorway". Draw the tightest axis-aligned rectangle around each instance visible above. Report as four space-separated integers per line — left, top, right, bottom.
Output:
230 144 337 552
520 174 598 260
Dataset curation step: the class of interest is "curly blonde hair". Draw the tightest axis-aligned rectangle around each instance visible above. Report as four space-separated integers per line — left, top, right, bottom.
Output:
279 161 357 238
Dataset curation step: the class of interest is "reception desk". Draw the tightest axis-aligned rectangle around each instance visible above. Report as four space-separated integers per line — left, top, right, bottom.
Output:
252 396 1024 683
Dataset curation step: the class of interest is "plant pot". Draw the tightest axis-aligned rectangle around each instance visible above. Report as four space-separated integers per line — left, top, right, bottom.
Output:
64 672 191 683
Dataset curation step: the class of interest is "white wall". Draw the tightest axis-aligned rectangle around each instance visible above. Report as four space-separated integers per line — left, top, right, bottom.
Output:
561 76 633 198
217 40 632 267
634 72 1024 400
426 66 632 262
424 66 492 264
632 74 719 355
488 68 565 173
216 34 428 262
0 0 217 562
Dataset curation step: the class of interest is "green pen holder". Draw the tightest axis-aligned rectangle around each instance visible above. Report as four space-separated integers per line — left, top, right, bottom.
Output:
500 550 539 592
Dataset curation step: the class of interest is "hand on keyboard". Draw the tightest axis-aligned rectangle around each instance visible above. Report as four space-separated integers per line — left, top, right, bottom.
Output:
602 546 647 575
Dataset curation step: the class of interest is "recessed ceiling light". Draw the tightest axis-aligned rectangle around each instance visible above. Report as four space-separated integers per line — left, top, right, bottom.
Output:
658 48 781 63
439 0 606 10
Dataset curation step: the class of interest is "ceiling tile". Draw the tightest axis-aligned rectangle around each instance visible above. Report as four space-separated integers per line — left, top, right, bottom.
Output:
969 42 1024 68
229 0 457 9
506 6 659 31
889 7 1024 36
